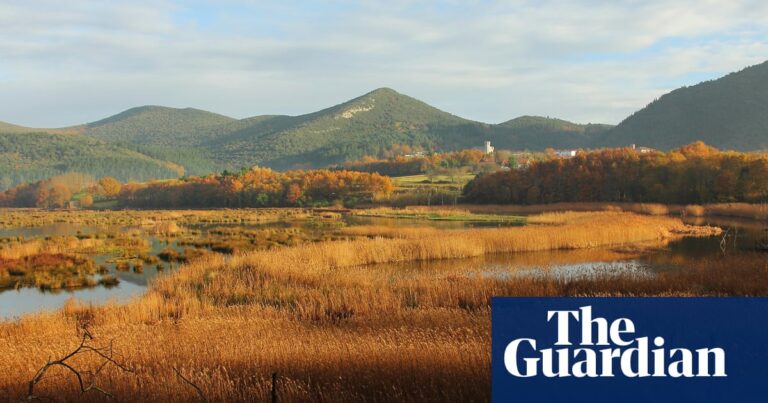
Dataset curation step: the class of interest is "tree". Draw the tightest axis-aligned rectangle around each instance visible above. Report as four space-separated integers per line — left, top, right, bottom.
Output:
285 183 303 205
99 177 122 198
80 194 94 208
462 143 768 205
42 184 72 209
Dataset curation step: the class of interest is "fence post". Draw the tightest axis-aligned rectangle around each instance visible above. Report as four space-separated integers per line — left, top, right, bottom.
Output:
271 372 278 403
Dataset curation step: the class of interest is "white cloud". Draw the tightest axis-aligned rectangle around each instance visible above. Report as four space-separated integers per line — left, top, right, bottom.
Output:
0 0 765 126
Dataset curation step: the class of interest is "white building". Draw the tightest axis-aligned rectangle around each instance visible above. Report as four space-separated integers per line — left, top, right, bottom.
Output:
555 149 577 158
631 144 656 154
484 141 495 154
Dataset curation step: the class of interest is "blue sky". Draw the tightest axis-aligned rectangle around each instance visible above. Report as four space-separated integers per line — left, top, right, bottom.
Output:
0 0 766 127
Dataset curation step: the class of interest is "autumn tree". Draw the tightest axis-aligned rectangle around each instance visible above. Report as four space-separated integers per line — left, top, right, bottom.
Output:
99 177 122 198
80 194 94 208
39 184 72 209
463 143 768 205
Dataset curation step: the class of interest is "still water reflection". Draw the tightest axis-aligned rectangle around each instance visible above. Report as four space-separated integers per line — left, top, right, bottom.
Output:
0 216 765 320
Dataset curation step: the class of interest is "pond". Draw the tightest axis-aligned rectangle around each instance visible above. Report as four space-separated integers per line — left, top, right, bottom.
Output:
0 215 766 320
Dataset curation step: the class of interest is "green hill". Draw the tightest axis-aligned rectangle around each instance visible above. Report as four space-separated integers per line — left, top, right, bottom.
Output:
1 88 616 186
205 88 491 169
5 59 768 186
493 116 612 149
79 106 238 174
203 89 611 169
84 105 237 145
601 61 768 150
0 132 184 190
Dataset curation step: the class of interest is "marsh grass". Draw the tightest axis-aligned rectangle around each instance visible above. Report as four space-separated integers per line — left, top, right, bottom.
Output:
0 211 743 401
419 202 768 220
354 206 525 223
0 208 315 228
0 253 97 291
0 212 335 294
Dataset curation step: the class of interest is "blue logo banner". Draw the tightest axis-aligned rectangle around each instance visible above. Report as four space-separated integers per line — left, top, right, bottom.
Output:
491 297 768 402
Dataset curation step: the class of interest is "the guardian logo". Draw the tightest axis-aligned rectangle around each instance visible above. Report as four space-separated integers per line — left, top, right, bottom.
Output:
504 306 727 378
492 298 768 402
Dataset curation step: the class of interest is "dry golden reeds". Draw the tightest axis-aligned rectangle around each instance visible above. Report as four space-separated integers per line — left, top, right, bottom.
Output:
0 211 740 402
416 202 768 220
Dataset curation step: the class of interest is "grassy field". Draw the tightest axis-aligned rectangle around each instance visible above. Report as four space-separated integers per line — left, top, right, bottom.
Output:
379 174 476 207
0 210 733 401
392 174 476 188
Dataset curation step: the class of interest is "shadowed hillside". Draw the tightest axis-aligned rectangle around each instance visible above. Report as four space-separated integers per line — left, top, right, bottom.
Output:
0 132 184 190
601 61 768 150
494 116 612 150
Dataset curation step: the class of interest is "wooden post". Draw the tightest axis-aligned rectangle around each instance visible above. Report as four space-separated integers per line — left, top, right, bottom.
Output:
271 372 278 403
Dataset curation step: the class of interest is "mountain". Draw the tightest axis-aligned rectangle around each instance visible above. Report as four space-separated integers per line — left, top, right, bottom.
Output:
5 58 768 188
601 61 768 150
0 132 184 190
73 106 238 175
202 89 612 169
84 106 237 146
205 88 490 169
0 87 613 189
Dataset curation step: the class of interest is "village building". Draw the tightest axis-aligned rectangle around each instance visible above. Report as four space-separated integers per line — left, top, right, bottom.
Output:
631 144 656 154
555 149 578 158
483 141 495 154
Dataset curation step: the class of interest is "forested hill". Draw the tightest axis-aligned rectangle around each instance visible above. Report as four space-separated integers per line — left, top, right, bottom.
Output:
600 61 768 151
0 132 184 190
495 116 613 149
205 90 613 169
84 106 237 146
4 59 768 191
0 88 611 189
203 88 487 170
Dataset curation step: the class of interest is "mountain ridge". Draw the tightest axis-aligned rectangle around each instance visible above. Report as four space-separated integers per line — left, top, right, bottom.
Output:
3 59 768 190
601 61 768 150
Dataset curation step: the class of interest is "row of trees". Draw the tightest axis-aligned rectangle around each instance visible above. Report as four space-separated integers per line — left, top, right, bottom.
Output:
0 168 393 209
463 142 768 205
117 168 393 208
341 148 510 177
0 174 123 209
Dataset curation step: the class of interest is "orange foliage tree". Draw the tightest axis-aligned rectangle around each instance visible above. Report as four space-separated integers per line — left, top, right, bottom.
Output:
463 142 768 205
115 168 393 208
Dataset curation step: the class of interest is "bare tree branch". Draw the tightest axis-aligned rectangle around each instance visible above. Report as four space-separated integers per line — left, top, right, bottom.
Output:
27 323 133 402
173 367 209 403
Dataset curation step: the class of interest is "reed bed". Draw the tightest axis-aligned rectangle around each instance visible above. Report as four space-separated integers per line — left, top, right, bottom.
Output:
0 208 314 228
352 206 524 223
420 202 768 220
0 211 735 401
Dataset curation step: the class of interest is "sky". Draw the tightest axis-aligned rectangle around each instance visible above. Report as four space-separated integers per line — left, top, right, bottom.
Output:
1 0 767 127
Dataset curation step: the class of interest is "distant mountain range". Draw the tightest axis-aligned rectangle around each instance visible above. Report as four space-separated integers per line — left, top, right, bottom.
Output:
2 60 767 189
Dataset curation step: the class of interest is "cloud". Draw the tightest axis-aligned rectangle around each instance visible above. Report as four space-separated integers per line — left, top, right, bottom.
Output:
0 0 765 126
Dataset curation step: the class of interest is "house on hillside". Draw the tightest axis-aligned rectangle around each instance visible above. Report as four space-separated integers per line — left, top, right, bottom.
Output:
555 149 578 158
